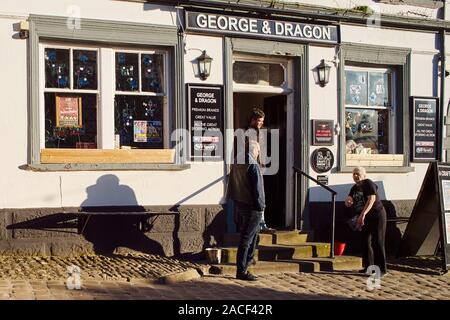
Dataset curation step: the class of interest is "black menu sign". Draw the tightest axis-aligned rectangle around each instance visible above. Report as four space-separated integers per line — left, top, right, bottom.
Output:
398 162 450 271
188 84 223 160
312 119 334 146
411 96 439 162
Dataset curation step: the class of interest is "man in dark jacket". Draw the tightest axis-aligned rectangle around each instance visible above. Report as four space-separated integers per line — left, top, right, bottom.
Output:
227 140 265 281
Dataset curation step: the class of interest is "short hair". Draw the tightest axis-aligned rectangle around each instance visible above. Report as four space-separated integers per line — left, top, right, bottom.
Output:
352 166 366 175
249 108 265 121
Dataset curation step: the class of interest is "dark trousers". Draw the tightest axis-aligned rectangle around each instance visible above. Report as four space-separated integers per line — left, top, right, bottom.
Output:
236 209 263 275
361 207 387 273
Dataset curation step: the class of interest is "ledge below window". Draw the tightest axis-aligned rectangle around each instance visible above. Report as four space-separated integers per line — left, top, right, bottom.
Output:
22 163 191 172
339 154 414 173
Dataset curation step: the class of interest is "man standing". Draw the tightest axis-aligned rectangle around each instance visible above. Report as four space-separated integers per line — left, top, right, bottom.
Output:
246 108 274 233
227 140 265 281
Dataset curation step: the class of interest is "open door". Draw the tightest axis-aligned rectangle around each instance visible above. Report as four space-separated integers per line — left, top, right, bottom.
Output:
263 95 287 228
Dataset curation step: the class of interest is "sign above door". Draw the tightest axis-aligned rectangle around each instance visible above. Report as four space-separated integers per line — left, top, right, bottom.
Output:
185 11 339 45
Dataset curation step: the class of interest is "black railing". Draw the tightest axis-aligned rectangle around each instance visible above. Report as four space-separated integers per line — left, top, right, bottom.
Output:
293 167 337 258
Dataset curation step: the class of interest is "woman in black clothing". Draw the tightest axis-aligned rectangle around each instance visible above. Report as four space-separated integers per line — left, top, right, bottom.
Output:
345 166 387 276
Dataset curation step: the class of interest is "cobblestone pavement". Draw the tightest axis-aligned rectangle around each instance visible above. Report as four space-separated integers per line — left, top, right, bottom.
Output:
0 253 448 300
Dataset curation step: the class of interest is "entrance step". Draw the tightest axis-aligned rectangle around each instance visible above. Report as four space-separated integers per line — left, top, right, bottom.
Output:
278 256 363 272
208 261 300 276
222 230 313 247
220 243 330 264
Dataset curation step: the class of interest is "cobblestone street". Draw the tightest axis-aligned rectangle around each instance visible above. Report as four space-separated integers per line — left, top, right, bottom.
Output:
0 253 448 300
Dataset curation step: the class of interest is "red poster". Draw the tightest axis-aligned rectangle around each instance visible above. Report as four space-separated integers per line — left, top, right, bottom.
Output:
56 95 82 128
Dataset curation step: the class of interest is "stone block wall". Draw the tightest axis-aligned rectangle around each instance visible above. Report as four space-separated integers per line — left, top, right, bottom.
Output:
0 205 226 258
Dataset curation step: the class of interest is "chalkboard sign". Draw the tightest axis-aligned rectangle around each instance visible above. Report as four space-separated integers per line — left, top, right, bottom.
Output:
310 148 334 173
188 84 224 160
410 96 440 162
312 119 334 146
398 162 450 271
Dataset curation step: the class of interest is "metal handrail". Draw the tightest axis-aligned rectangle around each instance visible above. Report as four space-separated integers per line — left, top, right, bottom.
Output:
293 166 337 259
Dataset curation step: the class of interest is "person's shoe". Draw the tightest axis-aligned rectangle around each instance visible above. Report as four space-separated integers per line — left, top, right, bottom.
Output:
236 272 258 281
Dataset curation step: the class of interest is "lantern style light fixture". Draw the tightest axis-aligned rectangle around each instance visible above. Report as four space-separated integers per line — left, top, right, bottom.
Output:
313 59 331 87
196 50 213 80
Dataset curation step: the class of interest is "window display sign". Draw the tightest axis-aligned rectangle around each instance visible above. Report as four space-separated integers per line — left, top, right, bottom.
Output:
133 120 162 144
310 148 334 173
398 162 450 270
411 96 440 162
188 84 223 160
312 119 333 146
56 94 82 128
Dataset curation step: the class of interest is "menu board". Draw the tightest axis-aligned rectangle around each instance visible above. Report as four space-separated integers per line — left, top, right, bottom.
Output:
398 162 450 270
411 97 439 162
188 85 223 160
312 119 333 146
56 94 82 128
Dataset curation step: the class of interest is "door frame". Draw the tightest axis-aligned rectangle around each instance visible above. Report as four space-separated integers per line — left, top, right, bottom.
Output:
224 37 309 230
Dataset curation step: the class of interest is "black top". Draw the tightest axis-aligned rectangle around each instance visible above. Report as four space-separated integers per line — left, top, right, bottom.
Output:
348 178 384 215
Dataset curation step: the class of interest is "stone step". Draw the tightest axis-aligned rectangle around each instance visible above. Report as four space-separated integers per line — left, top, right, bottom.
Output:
277 256 363 272
222 230 313 247
220 243 331 263
208 261 300 276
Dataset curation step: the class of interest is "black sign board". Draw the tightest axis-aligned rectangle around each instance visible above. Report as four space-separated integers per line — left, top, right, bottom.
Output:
410 96 440 162
317 175 329 186
312 119 334 146
310 148 334 173
398 162 450 270
186 11 339 45
188 84 224 160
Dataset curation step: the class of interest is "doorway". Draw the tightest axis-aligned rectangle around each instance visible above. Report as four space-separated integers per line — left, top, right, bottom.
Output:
233 93 287 228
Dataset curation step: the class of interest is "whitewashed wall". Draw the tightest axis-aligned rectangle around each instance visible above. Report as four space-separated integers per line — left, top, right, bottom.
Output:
0 1 226 209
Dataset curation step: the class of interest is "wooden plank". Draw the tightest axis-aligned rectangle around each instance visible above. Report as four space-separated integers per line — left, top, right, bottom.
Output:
346 154 404 161
41 149 175 164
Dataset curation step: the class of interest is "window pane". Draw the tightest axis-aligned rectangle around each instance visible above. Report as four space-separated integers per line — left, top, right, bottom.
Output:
345 108 389 154
114 95 164 149
45 93 97 148
141 54 164 93
368 72 390 107
115 52 139 91
233 61 284 86
345 71 367 106
73 50 97 90
45 48 70 88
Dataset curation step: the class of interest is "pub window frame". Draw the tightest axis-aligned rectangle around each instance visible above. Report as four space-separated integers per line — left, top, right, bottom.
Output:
28 15 186 170
338 43 413 173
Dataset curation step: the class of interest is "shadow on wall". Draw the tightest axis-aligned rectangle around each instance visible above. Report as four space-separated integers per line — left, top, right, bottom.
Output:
309 181 403 256
81 174 165 256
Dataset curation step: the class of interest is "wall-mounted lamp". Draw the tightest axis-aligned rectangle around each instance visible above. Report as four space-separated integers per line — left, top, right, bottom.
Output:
313 59 331 87
19 20 29 39
196 50 213 81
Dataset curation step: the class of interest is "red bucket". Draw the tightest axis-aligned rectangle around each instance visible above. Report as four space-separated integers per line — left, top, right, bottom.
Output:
334 242 346 256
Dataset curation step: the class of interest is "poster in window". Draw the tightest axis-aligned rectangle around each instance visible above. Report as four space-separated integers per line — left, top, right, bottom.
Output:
56 95 82 128
410 96 439 162
345 71 367 106
133 120 163 143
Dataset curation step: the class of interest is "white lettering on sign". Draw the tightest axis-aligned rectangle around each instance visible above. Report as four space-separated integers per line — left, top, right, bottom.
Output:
191 12 335 42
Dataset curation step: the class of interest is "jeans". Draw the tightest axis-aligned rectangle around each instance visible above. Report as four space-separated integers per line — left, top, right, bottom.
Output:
236 209 263 275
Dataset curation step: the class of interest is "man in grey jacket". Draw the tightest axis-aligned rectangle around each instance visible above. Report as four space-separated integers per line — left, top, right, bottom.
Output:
227 140 265 281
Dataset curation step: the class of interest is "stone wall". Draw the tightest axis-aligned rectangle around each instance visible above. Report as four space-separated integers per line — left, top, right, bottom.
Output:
0 205 226 257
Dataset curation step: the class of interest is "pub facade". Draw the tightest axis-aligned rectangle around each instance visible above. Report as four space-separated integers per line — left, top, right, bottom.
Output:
0 0 449 256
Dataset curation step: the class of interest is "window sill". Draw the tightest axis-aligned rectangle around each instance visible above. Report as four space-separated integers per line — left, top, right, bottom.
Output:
22 163 191 172
338 166 414 173
41 149 175 164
